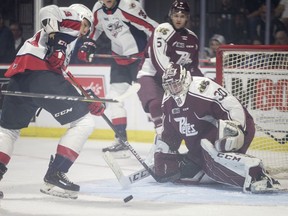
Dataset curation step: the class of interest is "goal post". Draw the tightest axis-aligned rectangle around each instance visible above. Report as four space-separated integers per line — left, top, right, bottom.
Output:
216 45 288 178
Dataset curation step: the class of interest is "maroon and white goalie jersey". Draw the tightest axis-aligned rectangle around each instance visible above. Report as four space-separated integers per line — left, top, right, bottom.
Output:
5 5 82 77
137 22 202 82
90 0 158 65
161 77 254 158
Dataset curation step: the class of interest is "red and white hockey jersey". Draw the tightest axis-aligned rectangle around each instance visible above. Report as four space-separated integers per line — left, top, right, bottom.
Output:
5 5 82 77
90 0 158 65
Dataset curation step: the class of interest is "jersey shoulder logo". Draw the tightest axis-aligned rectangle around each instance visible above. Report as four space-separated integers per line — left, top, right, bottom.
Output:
157 27 169 35
198 80 210 93
63 11 72 17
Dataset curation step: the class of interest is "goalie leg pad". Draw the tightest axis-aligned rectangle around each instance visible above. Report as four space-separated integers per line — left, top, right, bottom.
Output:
154 152 181 182
201 139 263 190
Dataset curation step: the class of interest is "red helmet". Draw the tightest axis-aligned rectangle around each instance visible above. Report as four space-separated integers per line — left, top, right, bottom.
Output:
169 0 190 16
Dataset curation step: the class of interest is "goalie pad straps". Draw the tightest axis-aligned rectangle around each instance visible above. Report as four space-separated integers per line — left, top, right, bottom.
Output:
215 120 245 152
200 139 263 191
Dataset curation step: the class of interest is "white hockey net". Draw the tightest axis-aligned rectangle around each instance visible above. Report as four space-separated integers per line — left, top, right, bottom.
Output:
216 45 288 178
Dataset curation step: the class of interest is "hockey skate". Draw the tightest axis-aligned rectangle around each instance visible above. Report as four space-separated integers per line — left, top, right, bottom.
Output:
249 172 285 194
102 137 130 159
40 156 80 199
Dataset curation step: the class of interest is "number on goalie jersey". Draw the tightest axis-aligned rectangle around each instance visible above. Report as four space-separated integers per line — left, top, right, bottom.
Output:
154 66 283 193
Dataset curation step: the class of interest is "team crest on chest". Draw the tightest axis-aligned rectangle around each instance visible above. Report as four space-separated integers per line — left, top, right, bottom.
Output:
172 108 181 114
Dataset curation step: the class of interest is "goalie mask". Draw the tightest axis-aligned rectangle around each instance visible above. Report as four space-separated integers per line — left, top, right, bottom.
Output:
69 4 94 32
162 63 192 107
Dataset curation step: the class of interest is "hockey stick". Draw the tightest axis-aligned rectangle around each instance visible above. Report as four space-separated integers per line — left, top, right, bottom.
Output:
88 53 214 64
255 124 287 145
88 53 141 62
0 90 118 103
62 68 166 183
102 151 151 188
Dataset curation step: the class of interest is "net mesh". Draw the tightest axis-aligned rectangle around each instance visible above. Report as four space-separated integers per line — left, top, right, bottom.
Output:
217 45 288 178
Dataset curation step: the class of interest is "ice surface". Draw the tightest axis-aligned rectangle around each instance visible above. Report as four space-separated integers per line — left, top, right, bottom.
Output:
0 137 287 216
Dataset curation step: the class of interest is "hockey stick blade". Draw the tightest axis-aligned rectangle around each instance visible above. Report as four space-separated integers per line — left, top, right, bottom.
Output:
113 83 141 102
1 90 118 103
102 151 151 188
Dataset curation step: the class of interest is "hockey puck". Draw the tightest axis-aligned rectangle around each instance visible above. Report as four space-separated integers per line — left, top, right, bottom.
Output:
123 195 133 203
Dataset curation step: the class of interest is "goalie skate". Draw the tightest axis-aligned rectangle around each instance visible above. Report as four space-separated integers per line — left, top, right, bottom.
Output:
250 176 285 194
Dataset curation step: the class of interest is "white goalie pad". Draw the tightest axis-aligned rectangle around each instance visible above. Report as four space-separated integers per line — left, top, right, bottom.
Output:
200 139 263 191
215 120 244 152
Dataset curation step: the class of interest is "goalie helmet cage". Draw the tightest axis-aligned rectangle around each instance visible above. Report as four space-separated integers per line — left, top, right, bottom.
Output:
216 45 288 179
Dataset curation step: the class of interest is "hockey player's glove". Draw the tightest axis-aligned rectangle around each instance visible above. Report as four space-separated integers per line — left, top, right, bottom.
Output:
86 89 105 116
46 32 70 69
88 102 105 116
215 120 245 152
77 37 97 63
47 49 65 69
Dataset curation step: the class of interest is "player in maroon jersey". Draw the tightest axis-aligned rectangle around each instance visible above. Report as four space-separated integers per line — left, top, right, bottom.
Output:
153 64 283 193
137 0 203 164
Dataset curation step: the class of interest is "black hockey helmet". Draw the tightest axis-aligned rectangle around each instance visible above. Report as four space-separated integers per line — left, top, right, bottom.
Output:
169 0 190 16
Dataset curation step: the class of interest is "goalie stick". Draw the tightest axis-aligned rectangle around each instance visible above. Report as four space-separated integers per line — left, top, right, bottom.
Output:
62 68 169 183
102 151 151 188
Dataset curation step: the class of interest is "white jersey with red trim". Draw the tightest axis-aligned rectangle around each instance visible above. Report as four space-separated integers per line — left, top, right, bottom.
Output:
5 5 82 77
90 0 158 64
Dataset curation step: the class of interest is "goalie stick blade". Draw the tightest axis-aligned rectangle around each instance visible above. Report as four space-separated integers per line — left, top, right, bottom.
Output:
102 151 152 187
102 151 130 189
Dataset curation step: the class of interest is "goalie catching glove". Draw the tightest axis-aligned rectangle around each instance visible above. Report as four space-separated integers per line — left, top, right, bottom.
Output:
77 37 97 63
215 120 245 152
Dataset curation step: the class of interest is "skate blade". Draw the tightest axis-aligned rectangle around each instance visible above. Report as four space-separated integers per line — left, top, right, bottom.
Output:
40 183 78 199
251 187 288 194
109 150 131 159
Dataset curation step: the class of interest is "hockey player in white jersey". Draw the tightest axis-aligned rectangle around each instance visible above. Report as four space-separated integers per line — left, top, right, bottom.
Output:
0 4 105 199
87 0 158 158
153 64 283 193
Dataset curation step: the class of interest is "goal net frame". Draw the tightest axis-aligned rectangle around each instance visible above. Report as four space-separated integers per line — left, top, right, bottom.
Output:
216 45 288 178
